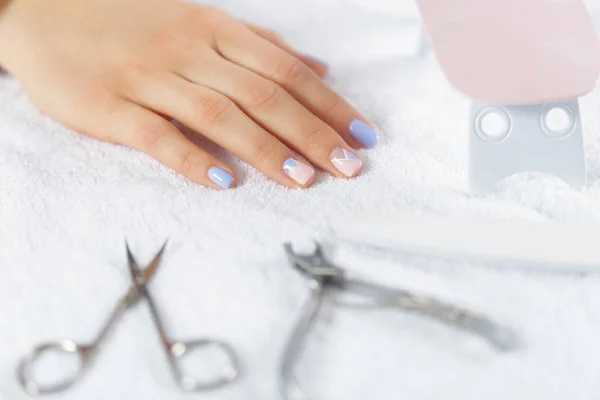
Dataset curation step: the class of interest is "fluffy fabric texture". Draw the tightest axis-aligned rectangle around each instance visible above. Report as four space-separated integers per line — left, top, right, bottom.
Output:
3 0 600 399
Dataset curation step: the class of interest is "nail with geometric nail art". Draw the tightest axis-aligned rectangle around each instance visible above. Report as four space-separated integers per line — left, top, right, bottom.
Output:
330 148 363 177
283 158 315 186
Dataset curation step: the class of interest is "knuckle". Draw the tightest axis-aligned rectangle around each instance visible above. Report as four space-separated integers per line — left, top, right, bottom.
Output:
304 123 329 149
199 5 229 23
209 11 239 42
182 6 208 24
83 83 118 110
196 94 234 127
265 29 283 42
143 31 190 65
253 140 280 171
275 57 306 85
136 121 170 150
148 30 184 52
244 80 282 109
322 95 343 116
173 150 196 177
182 6 224 32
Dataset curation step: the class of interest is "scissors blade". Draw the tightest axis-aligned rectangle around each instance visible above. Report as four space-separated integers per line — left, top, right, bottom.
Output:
123 240 169 305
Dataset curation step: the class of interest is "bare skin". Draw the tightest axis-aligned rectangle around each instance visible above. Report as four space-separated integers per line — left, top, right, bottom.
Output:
0 0 376 189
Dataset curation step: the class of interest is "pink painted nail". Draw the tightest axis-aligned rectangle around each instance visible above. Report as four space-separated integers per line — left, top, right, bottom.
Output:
283 158 315 186
330 148 363 177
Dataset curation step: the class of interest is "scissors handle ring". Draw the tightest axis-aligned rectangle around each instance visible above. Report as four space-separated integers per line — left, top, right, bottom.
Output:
18 340 90 396
171 339 240 392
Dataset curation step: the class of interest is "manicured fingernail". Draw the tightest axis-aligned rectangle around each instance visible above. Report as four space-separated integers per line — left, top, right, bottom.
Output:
349 119 379 148
208 167 234 189
283 158 315 186
330 148 363 177
305 54 328 68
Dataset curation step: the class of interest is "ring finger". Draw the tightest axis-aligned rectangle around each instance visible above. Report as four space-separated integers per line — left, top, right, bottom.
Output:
124 72 318 188
177 54 364 179
214 21 379 149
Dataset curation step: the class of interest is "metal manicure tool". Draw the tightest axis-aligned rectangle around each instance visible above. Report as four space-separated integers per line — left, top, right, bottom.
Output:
17 242 240 395
417 0 600 192
279 242 517 400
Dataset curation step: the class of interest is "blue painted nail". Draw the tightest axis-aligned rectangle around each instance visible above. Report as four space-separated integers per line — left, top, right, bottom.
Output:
349 119 379 148
305 54 328 68
208 167 234 189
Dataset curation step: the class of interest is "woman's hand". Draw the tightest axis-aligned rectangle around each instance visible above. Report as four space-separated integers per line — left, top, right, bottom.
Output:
0 0 378 189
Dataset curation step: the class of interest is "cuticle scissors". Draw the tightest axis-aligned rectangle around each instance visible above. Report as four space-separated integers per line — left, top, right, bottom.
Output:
279 242 518 400
17 241 240 396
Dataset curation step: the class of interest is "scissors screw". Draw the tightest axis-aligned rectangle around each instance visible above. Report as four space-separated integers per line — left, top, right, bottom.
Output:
449 309 467 321
180 376 196 391
308 279 320 290
171 343 186 357
223 365 238 380
287 386 307 400
24 381 39 396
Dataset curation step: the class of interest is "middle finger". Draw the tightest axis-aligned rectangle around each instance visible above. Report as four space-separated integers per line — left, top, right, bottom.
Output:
213 21 379 149
177 54 363 179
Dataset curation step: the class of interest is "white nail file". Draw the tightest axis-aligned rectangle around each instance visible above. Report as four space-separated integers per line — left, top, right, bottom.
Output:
330 214 600 272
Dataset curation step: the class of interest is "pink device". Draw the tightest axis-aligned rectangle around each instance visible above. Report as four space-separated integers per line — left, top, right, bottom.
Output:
416 0 600 191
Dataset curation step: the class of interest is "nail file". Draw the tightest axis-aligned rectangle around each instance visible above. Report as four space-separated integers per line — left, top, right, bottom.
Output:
330 214 600 272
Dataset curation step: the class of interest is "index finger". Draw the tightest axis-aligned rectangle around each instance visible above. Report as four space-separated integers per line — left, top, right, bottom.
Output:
214 23 379 149
244 23 329 78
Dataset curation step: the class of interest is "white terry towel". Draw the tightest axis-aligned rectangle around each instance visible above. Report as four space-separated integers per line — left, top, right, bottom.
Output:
2 0 600 399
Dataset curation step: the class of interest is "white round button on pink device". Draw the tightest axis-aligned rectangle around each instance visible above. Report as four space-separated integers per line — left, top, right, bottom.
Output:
475 108 511 142
541 105 575 138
